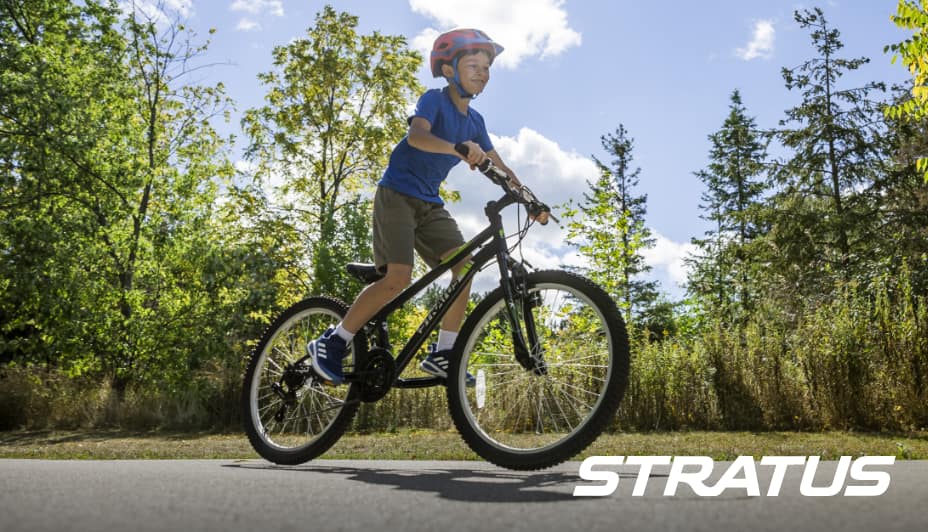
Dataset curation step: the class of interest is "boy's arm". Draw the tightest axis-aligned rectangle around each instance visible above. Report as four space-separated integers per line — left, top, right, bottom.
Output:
407 117 486 168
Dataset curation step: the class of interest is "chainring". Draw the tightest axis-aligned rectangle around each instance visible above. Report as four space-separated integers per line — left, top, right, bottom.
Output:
359 348 395 403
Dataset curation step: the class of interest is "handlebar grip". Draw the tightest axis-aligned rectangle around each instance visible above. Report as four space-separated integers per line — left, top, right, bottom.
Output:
453 142 469 157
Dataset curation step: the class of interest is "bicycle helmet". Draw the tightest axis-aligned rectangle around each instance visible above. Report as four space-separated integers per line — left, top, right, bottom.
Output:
430 28 504 99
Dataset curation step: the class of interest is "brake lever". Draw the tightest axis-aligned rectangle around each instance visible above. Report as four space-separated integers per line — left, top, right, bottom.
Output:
517 184 559 225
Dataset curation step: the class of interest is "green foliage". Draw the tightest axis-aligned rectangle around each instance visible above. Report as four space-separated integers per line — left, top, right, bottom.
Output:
241 4 423 302
767 7 888 300
613 266 928 431
886 0 928 180
3 3 927 434
0 1 279 412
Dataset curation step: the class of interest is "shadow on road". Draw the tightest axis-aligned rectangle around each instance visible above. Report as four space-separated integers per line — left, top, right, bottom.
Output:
223 461 651 503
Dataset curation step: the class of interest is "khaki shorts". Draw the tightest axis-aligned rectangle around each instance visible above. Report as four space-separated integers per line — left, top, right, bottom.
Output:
373 186 465 272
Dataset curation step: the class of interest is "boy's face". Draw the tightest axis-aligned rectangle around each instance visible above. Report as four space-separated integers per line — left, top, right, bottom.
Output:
443 51 492 96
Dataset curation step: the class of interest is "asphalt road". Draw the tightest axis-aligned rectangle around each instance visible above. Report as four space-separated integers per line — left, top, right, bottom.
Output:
1 459 925 532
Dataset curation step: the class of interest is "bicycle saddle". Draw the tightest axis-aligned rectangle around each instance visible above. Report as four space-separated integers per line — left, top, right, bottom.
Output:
346 263 385 284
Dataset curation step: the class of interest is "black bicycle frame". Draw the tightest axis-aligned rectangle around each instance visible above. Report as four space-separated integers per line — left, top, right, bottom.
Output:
345 193 536 389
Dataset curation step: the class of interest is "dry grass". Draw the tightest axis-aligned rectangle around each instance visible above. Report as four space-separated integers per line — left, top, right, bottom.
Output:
1 429 926 460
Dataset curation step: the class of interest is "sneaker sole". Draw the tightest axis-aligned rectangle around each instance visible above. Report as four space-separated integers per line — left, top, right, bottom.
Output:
419 360 448 379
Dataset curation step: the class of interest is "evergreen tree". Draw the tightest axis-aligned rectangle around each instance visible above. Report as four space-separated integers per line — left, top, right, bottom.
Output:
565 125 657 325
769 7 886 293
688 90 768 322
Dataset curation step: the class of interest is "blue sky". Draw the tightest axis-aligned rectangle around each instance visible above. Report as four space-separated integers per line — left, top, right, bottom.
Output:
141 1 911 298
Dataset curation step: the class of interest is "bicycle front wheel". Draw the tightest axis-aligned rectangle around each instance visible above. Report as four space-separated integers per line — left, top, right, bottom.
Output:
241 296 362 465
447 270 629 470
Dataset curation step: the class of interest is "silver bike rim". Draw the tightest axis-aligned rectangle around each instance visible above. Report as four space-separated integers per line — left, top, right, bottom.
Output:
248 307 352 452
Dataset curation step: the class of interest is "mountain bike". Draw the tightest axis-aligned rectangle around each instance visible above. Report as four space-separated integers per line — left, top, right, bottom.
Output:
241 144 630 470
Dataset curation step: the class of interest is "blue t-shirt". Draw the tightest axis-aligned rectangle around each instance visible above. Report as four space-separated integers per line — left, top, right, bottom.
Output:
378 87 494 205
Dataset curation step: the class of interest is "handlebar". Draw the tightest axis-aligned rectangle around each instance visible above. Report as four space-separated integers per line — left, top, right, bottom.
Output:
453 143 559 224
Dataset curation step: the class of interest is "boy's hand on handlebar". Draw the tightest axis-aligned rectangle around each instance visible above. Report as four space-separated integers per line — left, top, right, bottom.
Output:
457 140 486 170
532 211 550 225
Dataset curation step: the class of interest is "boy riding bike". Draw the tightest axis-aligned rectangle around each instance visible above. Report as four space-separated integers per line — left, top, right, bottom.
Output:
307 29 533 385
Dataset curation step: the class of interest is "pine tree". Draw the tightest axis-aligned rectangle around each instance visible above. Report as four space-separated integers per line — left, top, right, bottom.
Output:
770 7 886 291
565 125 657 325
688 90 768 322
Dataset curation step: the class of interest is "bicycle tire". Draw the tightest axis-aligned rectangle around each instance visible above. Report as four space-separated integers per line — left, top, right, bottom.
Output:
447 270 629 470
241 296 363 465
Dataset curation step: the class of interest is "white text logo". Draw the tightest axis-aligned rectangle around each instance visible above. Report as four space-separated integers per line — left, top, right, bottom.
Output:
573 456 894 497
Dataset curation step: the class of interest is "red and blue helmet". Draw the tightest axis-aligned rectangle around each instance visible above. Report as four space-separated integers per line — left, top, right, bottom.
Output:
430 28 504 78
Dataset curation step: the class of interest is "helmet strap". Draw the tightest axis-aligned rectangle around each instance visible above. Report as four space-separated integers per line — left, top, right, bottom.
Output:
451 56 477 100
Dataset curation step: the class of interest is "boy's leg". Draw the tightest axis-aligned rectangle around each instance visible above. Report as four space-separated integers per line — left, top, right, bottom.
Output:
440 252 472 333
422 250 476 386
341 185 418 333
415 204 470 335
340 263 412 333
308 186 415 384
306 263 411 385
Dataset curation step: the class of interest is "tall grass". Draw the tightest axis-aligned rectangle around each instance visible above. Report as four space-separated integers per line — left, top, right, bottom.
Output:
616 269 928 432
2 270 925 432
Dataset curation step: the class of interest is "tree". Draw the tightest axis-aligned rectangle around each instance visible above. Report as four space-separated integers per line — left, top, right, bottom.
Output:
688 90 768 322
241 4 423 301
886 0 928 180
564 125 657 325
875 84 928 293
770 7 886 289
0 0 247 396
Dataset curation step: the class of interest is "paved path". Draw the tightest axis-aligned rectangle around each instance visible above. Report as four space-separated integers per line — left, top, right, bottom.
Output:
0 459 924 532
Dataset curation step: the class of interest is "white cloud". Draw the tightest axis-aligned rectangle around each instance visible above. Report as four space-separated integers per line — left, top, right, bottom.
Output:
442 127 595 292
119 0 193 25
164 0 192 16
234 159 257 175
735 19 775 60
440 127 697 297
641 231 697 289
237 18 261 31
230 0 283 17
409 0 582 70
443 127 595 241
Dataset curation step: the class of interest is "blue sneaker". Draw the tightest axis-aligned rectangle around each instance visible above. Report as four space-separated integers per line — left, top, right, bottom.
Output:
307 327 348 385
420 344 475 387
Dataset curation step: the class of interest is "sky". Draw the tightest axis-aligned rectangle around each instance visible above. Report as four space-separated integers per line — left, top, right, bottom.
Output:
133 1 912 298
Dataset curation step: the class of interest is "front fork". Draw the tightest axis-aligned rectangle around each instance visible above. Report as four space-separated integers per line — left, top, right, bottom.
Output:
500 256 547 375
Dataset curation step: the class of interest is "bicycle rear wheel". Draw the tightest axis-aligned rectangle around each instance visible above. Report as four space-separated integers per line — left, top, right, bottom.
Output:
447 270 629 470
241 297 362 465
